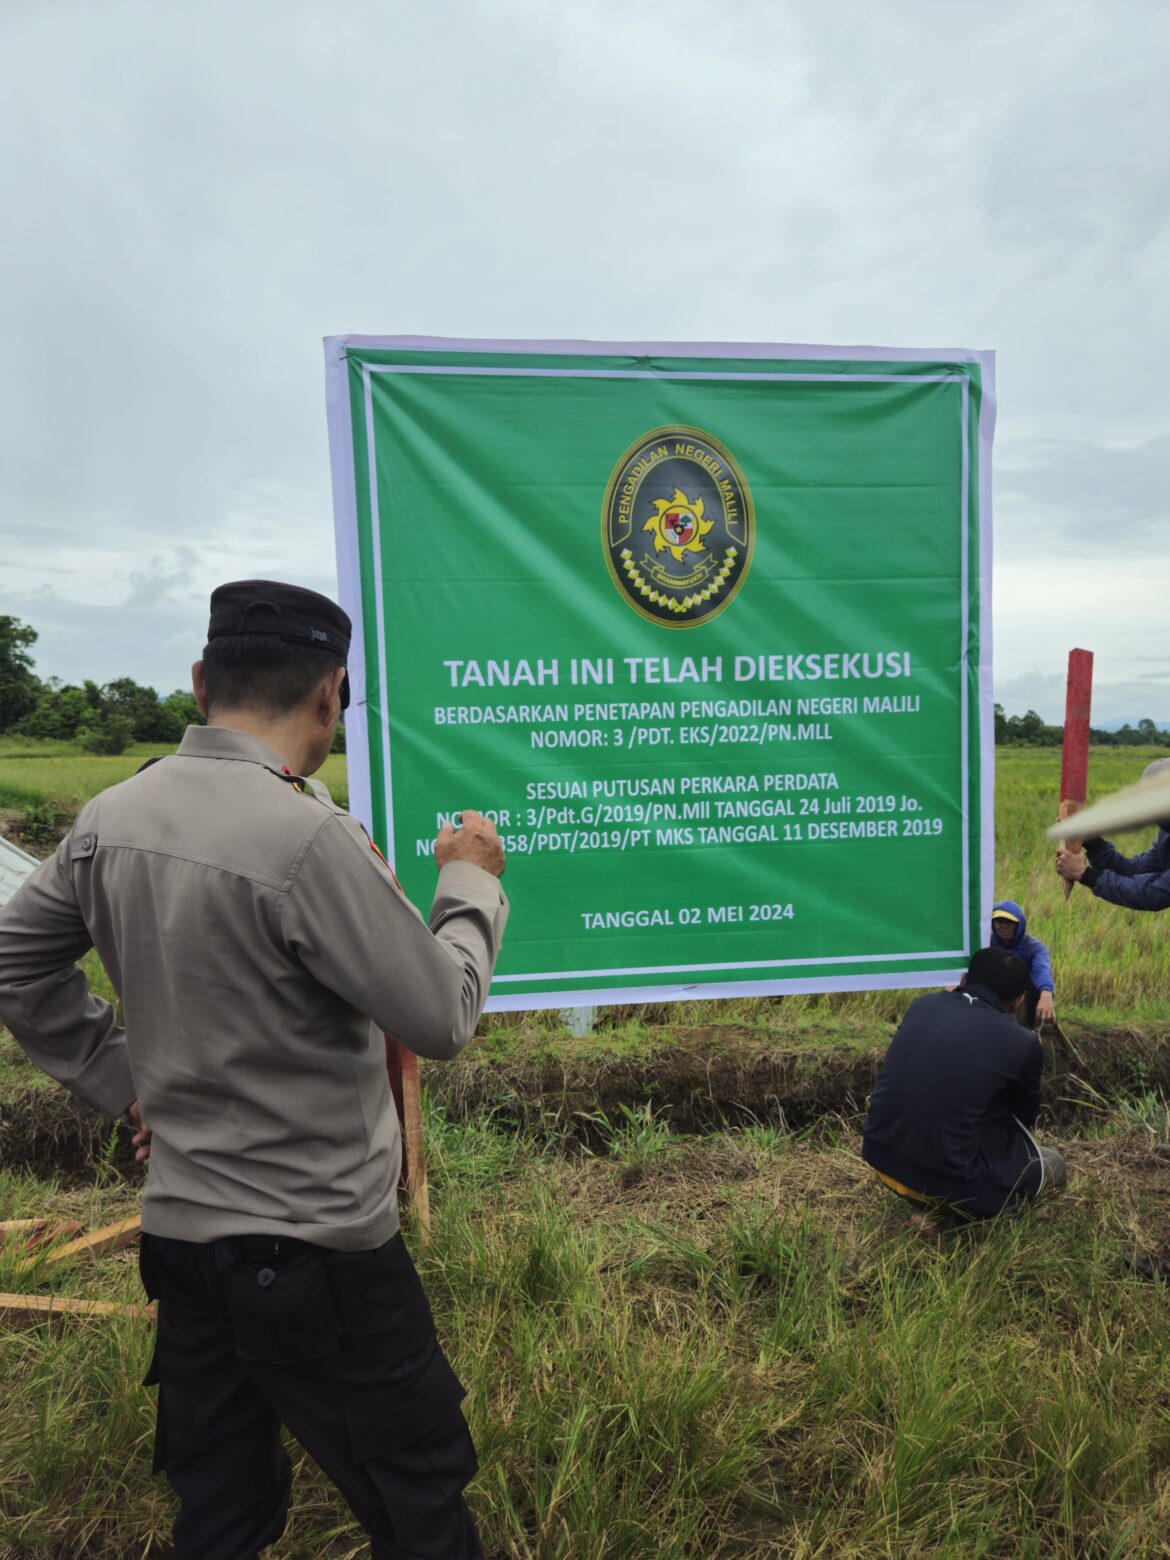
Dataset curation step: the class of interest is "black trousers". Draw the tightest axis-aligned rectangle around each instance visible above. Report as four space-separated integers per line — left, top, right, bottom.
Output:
139 1230 483 1560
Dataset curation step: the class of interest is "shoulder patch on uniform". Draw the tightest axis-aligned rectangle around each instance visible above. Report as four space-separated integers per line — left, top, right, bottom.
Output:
358 823 403 889
70 831 98 861
276 765 309 793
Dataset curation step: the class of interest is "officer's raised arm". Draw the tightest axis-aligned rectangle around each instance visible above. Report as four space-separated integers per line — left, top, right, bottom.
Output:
281 809 508 1061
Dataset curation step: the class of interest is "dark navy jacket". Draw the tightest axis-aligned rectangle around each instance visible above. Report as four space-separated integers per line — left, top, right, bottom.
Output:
1082 829 1170 912
862 983 1043 1216
989 900 1054 993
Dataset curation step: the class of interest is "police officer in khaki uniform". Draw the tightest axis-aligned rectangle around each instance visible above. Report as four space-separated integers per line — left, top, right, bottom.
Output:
0 581 508 1560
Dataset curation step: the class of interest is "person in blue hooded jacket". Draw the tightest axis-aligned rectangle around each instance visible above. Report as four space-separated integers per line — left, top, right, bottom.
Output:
988 900 1055 1030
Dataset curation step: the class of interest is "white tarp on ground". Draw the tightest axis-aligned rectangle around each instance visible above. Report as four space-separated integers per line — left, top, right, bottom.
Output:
0 837 39 908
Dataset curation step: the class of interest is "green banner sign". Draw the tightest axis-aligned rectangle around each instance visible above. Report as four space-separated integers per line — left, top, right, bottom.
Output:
326 337 994 1009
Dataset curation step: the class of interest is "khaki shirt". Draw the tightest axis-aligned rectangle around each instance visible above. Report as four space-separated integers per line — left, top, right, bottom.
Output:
0 726 508 1249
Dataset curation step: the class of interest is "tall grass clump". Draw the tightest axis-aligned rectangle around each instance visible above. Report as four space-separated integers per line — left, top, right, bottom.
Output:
5 1107 1170 1555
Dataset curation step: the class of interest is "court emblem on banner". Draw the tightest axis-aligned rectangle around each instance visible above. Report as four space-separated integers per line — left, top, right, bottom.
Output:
602 425 754 627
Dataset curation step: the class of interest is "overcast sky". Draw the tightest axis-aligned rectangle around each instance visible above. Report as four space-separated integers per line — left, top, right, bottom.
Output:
1 0 1167 725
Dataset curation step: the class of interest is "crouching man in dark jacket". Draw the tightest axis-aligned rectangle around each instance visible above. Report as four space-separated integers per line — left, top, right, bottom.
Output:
862 947 1067 1221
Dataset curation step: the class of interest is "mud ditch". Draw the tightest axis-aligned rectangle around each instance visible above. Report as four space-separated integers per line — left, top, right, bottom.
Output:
0 1087 142 1179
5 1019 1170 1179
432 1026 883 1138
426 1021 1170 1136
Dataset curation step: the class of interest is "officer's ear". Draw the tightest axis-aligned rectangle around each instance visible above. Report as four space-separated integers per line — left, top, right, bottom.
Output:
313 665 346 728
192 661 210 718
1007 992 1026 1014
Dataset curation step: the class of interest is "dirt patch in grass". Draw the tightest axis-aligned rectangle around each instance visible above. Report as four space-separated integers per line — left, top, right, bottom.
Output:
561 1140 874 1254
537 1127 1170 1276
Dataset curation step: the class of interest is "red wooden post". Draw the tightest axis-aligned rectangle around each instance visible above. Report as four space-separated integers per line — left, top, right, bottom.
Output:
1058 649 1094 899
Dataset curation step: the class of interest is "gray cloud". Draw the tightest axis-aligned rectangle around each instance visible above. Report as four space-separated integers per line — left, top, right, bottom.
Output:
124 546 201 609
0 0 1168 699
995 669 1170 728
998 435 1170 544
0 593 200 696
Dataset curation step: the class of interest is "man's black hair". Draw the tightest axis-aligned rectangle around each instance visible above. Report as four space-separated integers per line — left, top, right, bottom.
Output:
202 634 343 716
966 946 1030 1005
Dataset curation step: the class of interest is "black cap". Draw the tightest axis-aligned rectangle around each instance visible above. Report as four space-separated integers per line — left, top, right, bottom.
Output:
206 580 352 711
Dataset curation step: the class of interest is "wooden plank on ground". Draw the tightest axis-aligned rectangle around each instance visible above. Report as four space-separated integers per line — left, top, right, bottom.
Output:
44 1215 142 1265
0 1216 84 1254
0 1291 154 1326
13 1215 141 1278
1 1219 85 1250
27 1220 85 1249
0 1219 50 1242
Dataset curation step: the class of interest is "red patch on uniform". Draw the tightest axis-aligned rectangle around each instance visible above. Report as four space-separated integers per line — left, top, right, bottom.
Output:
369 836 402 890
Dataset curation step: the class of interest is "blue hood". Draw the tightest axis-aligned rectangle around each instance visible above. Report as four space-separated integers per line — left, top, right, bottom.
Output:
991 899 1027 947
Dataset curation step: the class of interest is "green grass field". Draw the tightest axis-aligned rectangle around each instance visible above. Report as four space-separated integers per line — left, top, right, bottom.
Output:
2 739 1170 1556
2 737 1163 1022
3 1104 1170 1558
0 736 349 812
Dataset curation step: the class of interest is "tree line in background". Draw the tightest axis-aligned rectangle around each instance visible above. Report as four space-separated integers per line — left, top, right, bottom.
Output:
0 616 202 753
2 616 1165 754
0 615 346 755
994 705 1170 748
